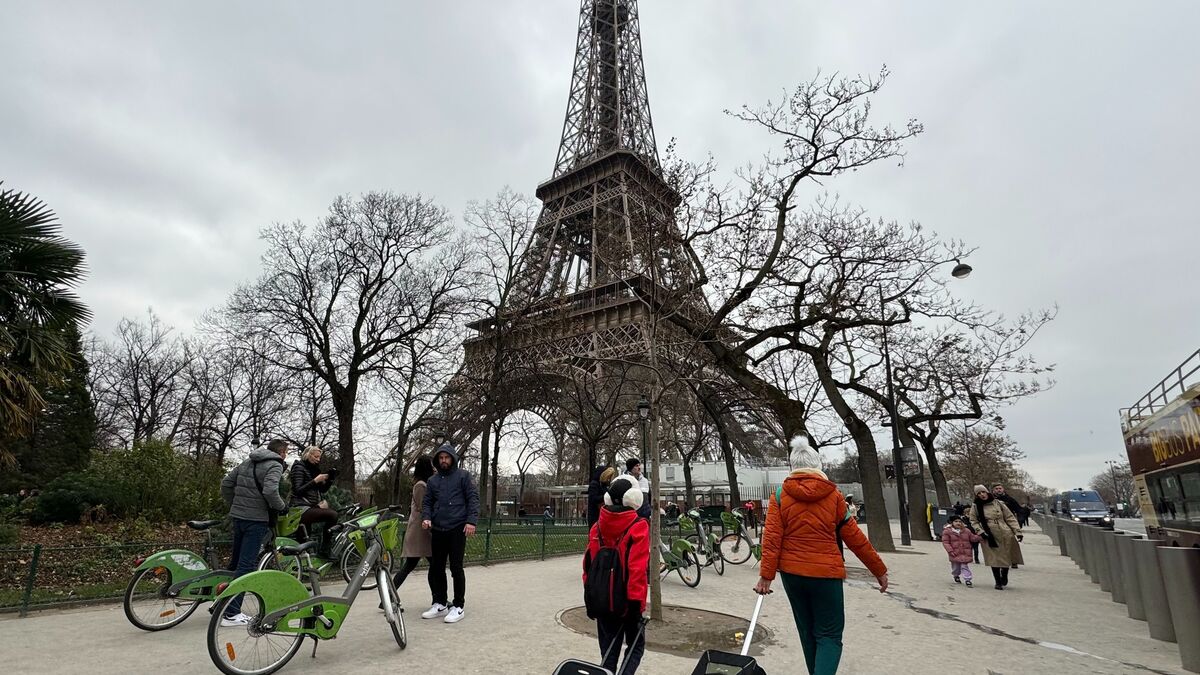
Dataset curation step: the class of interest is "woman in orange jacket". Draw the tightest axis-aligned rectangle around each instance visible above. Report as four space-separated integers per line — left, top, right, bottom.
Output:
755 437 889 675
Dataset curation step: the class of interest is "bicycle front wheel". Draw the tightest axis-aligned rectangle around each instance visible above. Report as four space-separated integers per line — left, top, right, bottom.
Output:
683 534 708 565
341 546 395 590
713 546 725 576
718 533 753 565
378 571 407 649
677 551 701 587
207 593 304 675
123 566 201 631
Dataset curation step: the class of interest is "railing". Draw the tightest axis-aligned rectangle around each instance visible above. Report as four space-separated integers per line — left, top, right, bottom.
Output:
1120 348 1200 432
0 518 593 617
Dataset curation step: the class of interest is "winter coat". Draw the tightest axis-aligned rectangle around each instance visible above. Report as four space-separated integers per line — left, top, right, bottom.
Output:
941 525 982 563
401 480 433 558
422 445 480 532
582 505 650 616
289 459 330 508
220 449 287 523
586 467 607 527
760 469 887 581
968 498 1024 568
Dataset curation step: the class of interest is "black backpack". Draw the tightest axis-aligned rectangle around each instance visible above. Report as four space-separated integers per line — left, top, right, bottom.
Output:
583 519 640 620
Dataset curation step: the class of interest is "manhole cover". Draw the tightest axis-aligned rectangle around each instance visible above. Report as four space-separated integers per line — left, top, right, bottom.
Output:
557 605 775 658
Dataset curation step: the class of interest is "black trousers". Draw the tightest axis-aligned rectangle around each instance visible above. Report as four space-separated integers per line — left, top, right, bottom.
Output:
430 528 467 608
597 615 645 675
393 556 435 602
991 567 1009 585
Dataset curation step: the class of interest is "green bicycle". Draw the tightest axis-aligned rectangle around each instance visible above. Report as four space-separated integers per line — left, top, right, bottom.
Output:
123 512 310 632
658 537 701 587
207 508 407 675
718 508 757 565
257 504 395 591
680 509 724 576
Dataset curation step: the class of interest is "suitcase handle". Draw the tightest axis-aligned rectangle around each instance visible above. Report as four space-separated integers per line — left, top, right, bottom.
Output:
741 595 765 656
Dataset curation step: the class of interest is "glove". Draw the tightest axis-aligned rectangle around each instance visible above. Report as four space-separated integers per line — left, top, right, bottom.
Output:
1016 534 1023 542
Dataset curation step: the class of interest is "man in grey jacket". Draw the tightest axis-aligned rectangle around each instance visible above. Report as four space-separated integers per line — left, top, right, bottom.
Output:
421 444 479 624
218 439 289 626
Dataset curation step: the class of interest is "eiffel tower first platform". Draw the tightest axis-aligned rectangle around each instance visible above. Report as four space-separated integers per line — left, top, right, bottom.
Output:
448 0 725 444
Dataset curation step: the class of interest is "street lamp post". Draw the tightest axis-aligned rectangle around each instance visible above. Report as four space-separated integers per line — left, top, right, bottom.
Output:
637 395 651 476
879 259 973 548
1104 459 1120 515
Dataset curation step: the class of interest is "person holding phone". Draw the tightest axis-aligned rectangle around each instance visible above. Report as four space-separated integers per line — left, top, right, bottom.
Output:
290 445 337 558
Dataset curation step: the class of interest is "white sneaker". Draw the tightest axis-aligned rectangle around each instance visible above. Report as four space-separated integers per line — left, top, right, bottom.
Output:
421 603 448 619
444 606 465 624
220 612 251 627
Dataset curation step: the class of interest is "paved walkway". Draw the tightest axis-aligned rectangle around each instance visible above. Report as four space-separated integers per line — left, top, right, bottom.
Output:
0 521 1187 674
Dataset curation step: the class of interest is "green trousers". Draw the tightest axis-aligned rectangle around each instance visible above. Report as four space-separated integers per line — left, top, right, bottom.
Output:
780 572 845 675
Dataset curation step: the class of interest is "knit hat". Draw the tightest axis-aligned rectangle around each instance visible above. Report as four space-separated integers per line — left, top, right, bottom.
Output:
604 475 644 510
788 436 822 471
625 457 642 472
972 484 988 495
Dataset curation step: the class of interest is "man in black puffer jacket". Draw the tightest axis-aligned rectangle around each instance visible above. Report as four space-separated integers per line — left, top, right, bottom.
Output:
421 443 479 625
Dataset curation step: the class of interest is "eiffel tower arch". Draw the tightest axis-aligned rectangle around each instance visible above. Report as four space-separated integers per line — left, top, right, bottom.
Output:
441 0 737 480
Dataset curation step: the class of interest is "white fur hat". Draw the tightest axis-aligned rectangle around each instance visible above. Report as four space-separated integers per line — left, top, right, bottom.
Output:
789 435 822 471
604 475 644 510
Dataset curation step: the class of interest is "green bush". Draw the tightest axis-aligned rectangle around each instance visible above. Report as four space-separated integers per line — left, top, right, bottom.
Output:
33 439 226 524
0 523 18 545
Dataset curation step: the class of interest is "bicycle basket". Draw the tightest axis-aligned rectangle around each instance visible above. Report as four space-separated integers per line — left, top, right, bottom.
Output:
275 507 305 537
349 512 381 554
378 516 402 551
678 514 695 531
720 511 741 531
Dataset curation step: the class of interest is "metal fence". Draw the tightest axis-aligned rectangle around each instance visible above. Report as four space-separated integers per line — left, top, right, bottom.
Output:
1 518 594 617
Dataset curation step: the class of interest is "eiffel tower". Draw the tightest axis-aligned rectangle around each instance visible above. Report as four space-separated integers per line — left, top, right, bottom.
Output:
448 0 718 460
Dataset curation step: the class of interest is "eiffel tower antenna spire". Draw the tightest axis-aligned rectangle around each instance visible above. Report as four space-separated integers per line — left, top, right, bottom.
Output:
553 0 660 178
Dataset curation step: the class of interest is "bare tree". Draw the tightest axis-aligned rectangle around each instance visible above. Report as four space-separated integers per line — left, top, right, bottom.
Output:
938 427 1026 500
221 193 472 487
1089 462 1135 511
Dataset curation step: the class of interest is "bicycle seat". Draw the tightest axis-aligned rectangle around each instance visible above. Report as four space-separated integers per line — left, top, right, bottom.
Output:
186 519 223 531
279 541 320 556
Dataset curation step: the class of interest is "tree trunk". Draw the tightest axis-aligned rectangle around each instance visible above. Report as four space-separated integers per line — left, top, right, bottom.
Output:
699 388 742 505
898 426 932 541
918 435 951 505
391 429 408 504
333 397 356 491
683 455 694 509
478 423 491 517
811 355 895 552
489 417 503 519
647 399 663 621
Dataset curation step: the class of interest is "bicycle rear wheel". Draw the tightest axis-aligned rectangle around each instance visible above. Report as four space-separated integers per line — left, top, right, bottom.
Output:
123 566 201 631
377 570 407 649
713 546 725 575
683 534 708 565
207 593 304 675
718 533 753 565
677 551 701 587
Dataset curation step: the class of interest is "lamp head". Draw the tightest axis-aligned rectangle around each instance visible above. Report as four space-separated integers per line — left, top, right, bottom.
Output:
637 395 651 420
951 262 973 279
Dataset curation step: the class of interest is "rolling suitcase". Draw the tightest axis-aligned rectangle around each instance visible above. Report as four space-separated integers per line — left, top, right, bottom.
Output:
553 618 648 675
690 595 768 675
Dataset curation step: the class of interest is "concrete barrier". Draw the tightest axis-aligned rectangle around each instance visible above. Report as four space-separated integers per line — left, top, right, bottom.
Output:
1132 539 1176 643
1070 521 1086 570
1157 546 1200 673
1114 532 1145 620
1084 525 1102 584
1057 524 1068 557
1096 528 1116 593
1103 530 1125 603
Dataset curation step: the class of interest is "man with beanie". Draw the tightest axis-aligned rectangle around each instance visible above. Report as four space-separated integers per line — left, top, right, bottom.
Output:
757 436 888 675
583 475 649 674
421 442 480 624
625 458 651 519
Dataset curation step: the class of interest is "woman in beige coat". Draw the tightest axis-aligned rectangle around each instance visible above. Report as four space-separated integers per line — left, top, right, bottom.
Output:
968 485 1023 590
392 455 435 597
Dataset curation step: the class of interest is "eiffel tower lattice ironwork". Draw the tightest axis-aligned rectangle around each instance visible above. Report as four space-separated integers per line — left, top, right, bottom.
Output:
449 0 720 445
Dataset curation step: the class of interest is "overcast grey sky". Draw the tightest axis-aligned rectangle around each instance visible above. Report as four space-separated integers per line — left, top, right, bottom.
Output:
3 1 1198 491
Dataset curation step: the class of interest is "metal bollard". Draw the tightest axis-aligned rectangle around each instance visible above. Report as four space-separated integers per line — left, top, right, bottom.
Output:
1115 533 1145 619
1057 524 1068 557
1046 519 1058 546
1156 546 1200 672
1084 526 1102 583
1132 539 1176 642
1065 521 1080 566
1077 523 1092 573
1104 531 1125 603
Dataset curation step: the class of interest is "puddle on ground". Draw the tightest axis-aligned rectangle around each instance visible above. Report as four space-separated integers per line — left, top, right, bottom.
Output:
846 580 1177 675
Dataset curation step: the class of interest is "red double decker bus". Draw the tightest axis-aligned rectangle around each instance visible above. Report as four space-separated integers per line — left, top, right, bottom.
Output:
1120 349 1200 548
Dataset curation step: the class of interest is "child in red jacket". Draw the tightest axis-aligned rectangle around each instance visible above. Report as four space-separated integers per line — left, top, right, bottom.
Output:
582 475 649 674
942 515 983 586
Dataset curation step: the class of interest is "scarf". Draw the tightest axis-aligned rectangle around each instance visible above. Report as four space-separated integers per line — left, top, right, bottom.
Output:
973 495 999 548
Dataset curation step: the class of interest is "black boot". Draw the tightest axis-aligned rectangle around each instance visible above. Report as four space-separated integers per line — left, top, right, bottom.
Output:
1000 567 1010 587
992 567 1004 590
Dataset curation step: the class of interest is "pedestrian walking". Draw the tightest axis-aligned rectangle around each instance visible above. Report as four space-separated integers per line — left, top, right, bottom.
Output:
587 466 616 527
392 455 436 597
420 443 480 624
968 485 1023 590
991 484 1028 568
218 439 288 626
583 475 649 675
756 436 889 675
941 516 982 587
